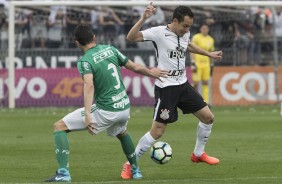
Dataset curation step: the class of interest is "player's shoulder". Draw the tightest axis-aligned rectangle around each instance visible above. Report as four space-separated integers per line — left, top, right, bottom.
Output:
78 54 88 63
145 25 167 32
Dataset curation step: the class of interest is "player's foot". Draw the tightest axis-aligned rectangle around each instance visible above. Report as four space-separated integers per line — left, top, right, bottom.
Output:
121 162 132 179
191 152 219 165
44 168 71 182
131 167 143 179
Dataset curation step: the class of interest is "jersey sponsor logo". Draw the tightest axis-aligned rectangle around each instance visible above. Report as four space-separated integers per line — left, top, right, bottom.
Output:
92 47 114 64
113 97 130 109
167 70 184 77
112 90 127 102
167 49 185 59
160 109 170 120
167 46 186 59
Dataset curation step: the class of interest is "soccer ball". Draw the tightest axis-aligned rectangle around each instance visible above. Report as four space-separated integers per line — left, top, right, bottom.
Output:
150 141 172 164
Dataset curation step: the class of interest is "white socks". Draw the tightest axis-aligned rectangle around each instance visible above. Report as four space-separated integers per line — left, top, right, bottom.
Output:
135 132 156 160
193 122 213 157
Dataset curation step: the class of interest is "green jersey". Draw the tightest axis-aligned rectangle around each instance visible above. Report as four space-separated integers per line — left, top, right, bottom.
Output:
77 45 130 111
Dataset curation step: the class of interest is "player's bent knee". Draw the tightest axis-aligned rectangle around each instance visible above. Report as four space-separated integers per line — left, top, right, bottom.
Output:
53 120 68 131
116 130 128 138
205 114 215 124
201 113 215 124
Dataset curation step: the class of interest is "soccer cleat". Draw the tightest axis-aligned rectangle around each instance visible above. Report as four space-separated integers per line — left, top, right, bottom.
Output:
121 162 132 179
191 152 219 165
44 169 71 182
131 167 143 179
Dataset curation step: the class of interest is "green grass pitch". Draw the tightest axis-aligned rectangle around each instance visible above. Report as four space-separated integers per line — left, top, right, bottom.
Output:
0 105 281 184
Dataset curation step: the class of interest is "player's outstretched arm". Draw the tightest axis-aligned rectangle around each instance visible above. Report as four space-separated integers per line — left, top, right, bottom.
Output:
124 60 168 80
126 2 156 42
188 42 223 60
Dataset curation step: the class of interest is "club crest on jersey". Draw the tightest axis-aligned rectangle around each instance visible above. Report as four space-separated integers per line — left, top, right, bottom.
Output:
160 109 170 120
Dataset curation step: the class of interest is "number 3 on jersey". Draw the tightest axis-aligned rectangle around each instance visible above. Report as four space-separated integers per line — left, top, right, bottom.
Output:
108 63 121 89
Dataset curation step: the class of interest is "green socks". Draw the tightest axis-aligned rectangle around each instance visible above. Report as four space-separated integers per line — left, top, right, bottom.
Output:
118 133 138 169
54 131 70 171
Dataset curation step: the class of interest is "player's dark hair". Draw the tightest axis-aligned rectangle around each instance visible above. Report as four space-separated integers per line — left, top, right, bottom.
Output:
74 24 94 46
173 6 194 22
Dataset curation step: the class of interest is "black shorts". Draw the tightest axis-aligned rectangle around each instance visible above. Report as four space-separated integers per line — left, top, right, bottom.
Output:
153 82 207 124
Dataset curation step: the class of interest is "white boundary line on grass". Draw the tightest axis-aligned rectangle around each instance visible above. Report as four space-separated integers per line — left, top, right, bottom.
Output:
4 176 282 184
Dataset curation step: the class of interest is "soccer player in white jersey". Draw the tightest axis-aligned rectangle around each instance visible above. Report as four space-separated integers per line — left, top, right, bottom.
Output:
121 3 223 179
43 24 168 182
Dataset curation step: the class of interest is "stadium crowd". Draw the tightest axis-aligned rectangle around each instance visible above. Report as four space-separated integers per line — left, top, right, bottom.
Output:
1 0 282 66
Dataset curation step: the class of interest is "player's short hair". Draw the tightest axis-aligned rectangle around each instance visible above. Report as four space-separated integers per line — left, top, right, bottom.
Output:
173 6 194 22
74 24 94 46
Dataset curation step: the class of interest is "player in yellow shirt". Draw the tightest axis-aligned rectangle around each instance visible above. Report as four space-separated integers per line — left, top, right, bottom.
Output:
191 23 215 104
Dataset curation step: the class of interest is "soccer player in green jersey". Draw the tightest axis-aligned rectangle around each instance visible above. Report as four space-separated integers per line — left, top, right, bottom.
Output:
44 24 168 182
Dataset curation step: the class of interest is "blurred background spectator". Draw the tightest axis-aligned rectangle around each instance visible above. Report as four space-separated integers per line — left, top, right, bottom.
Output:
99 7 124 46
268 7 282 63
46 5 66 48
0 3 281 66
0 0 8 50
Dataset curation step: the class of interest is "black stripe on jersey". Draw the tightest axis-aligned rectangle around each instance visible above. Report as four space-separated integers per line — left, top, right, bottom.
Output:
144 40 159 60
152 41 159 59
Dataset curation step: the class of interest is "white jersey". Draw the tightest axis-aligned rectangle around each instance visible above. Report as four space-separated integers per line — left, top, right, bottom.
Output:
141 25 190 88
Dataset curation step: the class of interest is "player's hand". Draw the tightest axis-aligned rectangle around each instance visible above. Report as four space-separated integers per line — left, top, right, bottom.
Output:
150 68 168 82
209 51 223 60
86 123 97 135
143 2 156 20
85 116 97 135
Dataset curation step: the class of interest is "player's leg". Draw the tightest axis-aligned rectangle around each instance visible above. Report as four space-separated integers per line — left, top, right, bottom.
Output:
134 85 178 160
178 82 219 165
120 120 167 179
117 130 142 179
99 108 141 179
44 120 71 182
192 106 219 165
201 65 211 104
121 85 178 178
135 120 167 159
44 107 87 182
